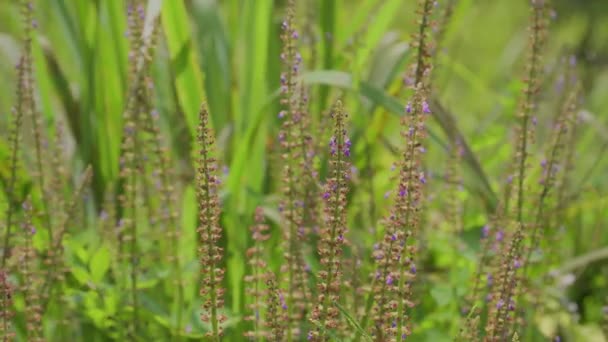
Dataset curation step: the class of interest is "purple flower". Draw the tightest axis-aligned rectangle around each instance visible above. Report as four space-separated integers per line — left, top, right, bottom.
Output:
279 293 287 310
307 332 313 340
486 274 493 287
399 187 407 197
405 102 412 114
481 225 490 238
419 173 427 184
322 191 330 200
281 21 288 30
514 259 522 269
391 234 397 241
386 275 394 285
410 265 417 274
344 138 352 157
329 136 337 155
422 101 431 114
496 230 504 242
292 30 299 39
496 299 504 309
402 333 407 340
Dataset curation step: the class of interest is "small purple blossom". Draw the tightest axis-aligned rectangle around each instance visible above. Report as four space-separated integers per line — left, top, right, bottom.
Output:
496 299 504 309
496 230 504 242
344 138 352 157
422 101 431 114
410 265 417 274
419 173 427 184
481 225 490 238
329 136 337 155
322 191 331 200
405 102 412 114
279 293 287 310
386 275 394 286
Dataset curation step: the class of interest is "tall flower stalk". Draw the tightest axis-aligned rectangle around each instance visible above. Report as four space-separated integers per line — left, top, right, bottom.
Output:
18 200 42 341
486 1 549 339
244 207 273 340
278 0 311 339
0 270 13 341
196 104 226 340
310 100 351 341
2 0 38 268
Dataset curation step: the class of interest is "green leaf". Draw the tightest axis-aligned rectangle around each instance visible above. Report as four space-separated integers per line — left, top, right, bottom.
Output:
89 244 111 282
161 0 206 135
334 301 373 342
430 285 453 307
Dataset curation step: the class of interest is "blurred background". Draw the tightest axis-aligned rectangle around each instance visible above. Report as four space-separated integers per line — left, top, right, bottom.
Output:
0 0 607 340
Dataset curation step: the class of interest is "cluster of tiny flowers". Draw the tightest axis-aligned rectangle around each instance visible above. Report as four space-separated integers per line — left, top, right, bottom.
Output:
309 101 351 341
18 200 43 341
371 88 430 341
244 207 273 340
483 2 550 339
0 270 14 340
277 1 313 339
196 105 226 340
404 0 436 89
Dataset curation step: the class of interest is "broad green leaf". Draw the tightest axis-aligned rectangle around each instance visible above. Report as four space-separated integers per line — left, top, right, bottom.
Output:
161 0 206 135
89 244 111 282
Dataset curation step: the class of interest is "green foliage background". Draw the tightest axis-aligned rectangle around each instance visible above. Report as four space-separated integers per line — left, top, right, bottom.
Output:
0 0 607 340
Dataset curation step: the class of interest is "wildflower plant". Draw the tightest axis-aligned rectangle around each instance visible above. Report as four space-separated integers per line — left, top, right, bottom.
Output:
309 100 351 341
196 104 226 340
0 0 606 341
